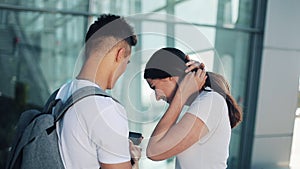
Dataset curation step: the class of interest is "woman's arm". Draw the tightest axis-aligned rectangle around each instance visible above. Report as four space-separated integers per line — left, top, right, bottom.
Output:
146 69 208 161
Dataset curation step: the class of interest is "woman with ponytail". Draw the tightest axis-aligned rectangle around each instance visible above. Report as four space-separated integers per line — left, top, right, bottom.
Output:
144 47 242 169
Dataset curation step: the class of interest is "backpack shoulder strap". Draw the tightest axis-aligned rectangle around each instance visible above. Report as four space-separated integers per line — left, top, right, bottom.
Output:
54 86 119 123
42 88 60 114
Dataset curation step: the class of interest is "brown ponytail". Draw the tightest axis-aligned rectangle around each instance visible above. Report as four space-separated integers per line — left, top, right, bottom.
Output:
225 94 242 128
207 72 243 128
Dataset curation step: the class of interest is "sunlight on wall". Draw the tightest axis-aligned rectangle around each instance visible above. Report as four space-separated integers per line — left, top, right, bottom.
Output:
289 77 300 169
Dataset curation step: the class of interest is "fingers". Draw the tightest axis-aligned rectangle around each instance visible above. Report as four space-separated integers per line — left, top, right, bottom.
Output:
185 60 195 67
185 61 205 69
185 55 191 61
131 147 142 158
196 68 206 78
129 140 142 162
185 60 205 73
185 61 197 73
129 139 134 146
178 69 207 101
131 144 142 152
199 62 205 69
195 68 207 88
184 69 206 86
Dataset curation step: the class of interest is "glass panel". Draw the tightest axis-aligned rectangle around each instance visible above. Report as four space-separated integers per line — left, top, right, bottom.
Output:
174 0 254 28
88 0 135 15
216 0 254 28
142 0 166 13
175 0 219 25
1 0 89 12
174 25 216 72
0 9 86 167
214 29 250 100
214 29 250 168
1 10 86 105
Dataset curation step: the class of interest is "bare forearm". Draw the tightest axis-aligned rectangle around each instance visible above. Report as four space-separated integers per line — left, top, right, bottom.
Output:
147 90 189 159
151 92 186 139
147 70 207 160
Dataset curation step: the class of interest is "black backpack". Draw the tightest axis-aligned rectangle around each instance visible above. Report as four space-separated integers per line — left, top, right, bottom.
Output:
6 86 117 169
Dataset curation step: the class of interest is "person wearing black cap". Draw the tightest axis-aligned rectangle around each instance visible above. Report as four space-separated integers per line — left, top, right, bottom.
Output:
144 47 242 169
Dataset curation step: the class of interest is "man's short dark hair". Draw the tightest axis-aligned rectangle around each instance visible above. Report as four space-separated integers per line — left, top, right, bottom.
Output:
85 14 137 46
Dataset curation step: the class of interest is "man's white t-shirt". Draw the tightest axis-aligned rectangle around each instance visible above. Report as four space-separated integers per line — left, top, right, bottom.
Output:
175 91 231 169
55 79 130 169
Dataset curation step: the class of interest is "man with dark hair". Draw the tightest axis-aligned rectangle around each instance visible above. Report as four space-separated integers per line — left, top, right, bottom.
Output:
84 14 137 61
55 14 140 169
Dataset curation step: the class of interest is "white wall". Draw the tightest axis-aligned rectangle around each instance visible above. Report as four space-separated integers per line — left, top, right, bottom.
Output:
251 0 300 168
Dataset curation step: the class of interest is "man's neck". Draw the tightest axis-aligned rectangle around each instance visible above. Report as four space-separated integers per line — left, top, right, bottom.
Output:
78 52 117 91
76 69 109 90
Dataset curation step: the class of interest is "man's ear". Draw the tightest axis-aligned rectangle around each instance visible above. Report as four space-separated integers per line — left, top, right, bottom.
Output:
115 47 126 63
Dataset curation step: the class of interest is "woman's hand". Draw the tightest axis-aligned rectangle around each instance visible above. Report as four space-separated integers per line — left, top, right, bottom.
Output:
185 55 205 73
178 68 207 102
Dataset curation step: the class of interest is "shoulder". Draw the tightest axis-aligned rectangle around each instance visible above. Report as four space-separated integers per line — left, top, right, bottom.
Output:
69 94 128 137
193 91 226 106
187 91 228 131
94 96 125 111
187 91 227 121
77 95 126 115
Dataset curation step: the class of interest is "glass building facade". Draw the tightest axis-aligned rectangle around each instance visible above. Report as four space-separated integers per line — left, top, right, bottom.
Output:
0 0 266 168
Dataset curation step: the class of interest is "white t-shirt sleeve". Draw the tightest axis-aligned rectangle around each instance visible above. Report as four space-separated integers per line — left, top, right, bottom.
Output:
187 91 226 131
89 98 130 164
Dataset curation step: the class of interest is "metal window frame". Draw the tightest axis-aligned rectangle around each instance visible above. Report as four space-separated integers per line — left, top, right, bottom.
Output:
237 0 268 169
0 3 262 33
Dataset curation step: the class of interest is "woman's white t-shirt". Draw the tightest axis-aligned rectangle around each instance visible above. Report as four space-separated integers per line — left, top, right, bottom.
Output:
55 79 130 169
175 91 231 169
